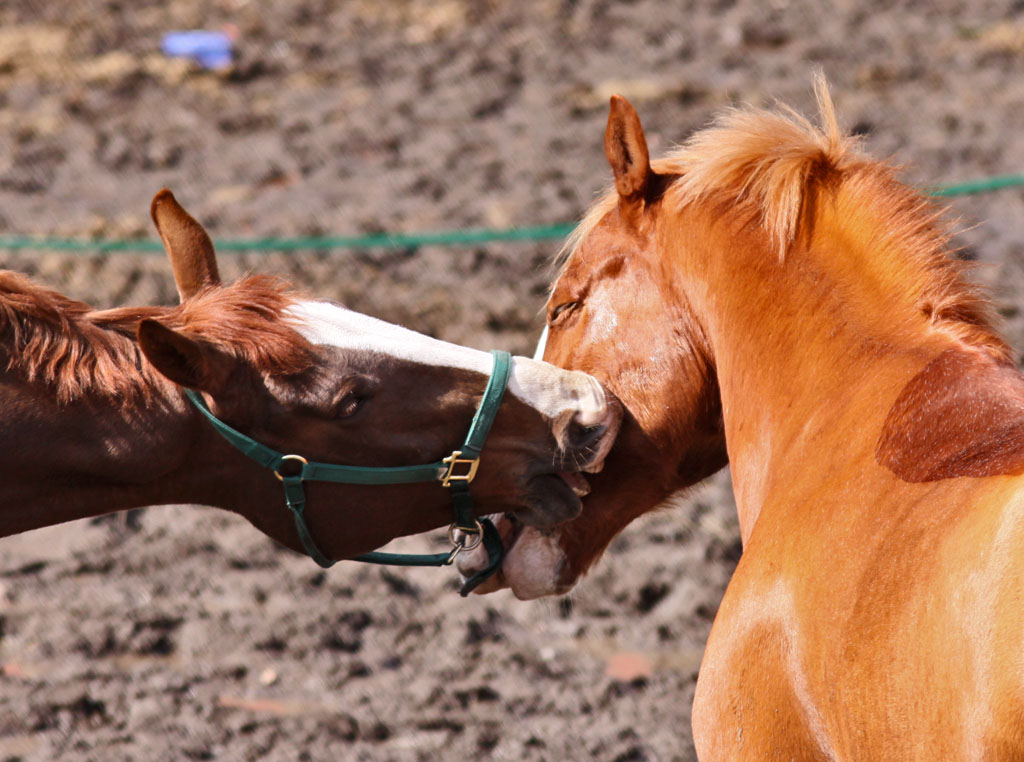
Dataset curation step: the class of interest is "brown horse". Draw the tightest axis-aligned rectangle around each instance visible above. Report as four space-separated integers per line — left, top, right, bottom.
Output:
0 190 620 571
459 80 1024 758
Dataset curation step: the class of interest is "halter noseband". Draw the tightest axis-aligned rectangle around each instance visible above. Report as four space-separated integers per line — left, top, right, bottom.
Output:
183 350 511 596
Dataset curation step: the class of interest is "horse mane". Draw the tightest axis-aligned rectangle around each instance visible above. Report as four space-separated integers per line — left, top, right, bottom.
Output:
563 76 1008 361
0 272 314 403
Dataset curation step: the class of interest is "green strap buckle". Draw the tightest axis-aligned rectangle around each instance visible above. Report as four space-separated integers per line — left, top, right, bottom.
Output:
440 450 480 487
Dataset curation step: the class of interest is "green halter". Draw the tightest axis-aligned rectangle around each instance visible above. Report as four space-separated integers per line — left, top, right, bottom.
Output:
183 350 511 595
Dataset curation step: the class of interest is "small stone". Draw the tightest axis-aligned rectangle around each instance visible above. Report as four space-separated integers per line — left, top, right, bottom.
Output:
258 667 278 686
605 651 653 682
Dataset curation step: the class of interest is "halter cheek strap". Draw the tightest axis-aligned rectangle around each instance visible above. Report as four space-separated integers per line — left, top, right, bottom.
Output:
183 350 511 594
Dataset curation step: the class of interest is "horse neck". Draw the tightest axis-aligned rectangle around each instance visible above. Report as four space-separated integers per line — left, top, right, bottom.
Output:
0 369 195 535
670 204 970 541
0 282 307 550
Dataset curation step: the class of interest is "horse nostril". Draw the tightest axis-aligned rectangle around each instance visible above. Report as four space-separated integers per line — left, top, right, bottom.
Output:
566 418 608 453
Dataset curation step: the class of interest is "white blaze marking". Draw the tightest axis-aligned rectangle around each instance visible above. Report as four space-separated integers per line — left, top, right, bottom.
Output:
286 300 607 425
533 325 549 361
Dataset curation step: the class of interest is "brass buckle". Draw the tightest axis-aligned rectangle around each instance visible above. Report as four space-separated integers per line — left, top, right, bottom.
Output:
440 450 480 487
274 454 309 481
445 520 484 563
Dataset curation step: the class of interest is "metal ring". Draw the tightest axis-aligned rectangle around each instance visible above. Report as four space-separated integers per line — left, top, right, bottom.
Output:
448 520 484 551
274 454 309 481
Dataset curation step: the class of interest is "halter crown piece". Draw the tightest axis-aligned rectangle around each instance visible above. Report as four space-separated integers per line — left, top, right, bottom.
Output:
183 350 511 596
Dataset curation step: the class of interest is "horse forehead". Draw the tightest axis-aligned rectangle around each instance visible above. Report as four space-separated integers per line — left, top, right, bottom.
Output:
285 300 492 373
287 301 605 422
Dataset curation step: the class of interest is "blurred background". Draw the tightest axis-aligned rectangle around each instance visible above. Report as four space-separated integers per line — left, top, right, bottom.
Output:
0 1 1022 760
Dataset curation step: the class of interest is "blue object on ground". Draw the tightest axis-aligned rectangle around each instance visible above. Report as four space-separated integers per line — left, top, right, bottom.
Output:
161 30 233 69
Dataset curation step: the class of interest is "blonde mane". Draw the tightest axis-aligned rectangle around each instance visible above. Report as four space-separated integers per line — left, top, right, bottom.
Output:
562 77 1007 360
0 273 314 403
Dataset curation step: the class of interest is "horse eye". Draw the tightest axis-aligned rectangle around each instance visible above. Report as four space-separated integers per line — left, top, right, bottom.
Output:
335 391 366 419
331 375 376 419
549 301 579 323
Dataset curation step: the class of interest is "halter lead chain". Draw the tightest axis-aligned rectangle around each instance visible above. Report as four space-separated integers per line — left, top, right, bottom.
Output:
183 350 511 593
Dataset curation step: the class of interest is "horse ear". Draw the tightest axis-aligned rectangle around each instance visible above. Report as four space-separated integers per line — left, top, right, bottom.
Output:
137 319 233 393
150 189 221 303
604 95 652 208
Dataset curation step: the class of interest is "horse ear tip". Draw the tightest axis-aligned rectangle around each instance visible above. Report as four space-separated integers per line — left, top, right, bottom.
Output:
150 188 176 220
137 318 166 340
609 94 634 113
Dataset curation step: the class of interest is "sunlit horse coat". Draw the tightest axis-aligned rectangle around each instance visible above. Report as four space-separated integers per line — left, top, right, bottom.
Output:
0 190 619 573
461 80 1024 760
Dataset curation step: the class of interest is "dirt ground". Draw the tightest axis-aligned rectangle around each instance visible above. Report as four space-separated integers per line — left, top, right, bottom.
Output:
1 2 1023 760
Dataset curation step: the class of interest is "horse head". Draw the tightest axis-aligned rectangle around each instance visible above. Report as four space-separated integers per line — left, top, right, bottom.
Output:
139 190 623 563
458 97 727 598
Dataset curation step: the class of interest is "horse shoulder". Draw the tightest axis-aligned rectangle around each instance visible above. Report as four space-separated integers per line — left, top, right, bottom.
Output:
693 563 837 762
876 348 1024 482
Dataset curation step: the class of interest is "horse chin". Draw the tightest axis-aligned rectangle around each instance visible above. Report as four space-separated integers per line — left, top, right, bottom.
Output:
457 514 570 600
502 522 571 600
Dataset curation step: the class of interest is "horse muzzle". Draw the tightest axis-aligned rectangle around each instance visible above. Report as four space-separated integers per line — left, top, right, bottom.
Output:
455 515 573 599
514 390 622 528
553 385 623 471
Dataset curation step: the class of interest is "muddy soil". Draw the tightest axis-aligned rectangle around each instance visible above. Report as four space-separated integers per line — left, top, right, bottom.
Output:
0 2 1023 760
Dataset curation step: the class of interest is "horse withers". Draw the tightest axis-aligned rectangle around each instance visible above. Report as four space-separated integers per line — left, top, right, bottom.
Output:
459 79 1024 759
0 190 620 571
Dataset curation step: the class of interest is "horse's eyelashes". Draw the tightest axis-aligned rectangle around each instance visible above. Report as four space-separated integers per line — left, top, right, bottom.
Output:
331 377 374 419
549 301 579 323
335 391 366 419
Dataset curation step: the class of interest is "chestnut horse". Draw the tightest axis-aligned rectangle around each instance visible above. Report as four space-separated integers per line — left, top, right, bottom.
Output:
0 190 619 574
459 80 1024 759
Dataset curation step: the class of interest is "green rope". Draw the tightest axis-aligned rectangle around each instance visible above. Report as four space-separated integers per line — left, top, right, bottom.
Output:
0 223 577 255
928 174 1024 197
0 175 1021 254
